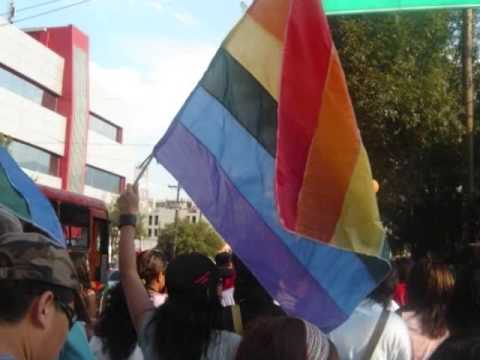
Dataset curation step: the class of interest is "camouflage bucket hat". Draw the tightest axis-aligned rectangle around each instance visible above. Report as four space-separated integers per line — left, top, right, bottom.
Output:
0 232 79 290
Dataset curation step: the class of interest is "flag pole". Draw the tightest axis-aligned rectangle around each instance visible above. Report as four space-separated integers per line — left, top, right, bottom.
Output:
134 153 154 187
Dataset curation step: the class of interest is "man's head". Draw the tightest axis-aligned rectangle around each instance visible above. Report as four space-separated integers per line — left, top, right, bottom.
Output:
0 232 79 360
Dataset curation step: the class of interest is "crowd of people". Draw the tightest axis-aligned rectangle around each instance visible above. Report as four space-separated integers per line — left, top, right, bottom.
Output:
1 185 480 359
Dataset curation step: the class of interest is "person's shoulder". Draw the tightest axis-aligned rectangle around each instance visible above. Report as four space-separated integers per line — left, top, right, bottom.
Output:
385 311 409 335
381 311 412 357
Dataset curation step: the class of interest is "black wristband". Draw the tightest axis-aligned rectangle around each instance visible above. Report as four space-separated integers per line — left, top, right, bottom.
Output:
119 214 137 228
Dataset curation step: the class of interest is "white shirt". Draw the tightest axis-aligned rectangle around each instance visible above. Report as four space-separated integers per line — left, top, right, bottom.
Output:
221 288 235 307
89 336 144 360
329 299 412 360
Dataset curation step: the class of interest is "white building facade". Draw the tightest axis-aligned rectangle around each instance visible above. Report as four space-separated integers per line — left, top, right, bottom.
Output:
0 21 132 201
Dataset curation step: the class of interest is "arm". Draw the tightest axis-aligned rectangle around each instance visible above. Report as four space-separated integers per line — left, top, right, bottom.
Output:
118 184 154 331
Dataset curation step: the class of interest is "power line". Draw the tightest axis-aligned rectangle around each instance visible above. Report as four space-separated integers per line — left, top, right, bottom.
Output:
2 0 92 25
0 0 68 17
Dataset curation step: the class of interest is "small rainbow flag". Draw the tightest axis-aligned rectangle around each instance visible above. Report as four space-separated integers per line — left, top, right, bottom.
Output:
0 147 65 247
154 0 388 331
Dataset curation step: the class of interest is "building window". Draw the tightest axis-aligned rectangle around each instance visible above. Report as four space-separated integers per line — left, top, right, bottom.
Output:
149 216 153 226
85 165 121 194
154 229 158 237
90 113 120 142
0 65 58 112
192 216 197 224
155 216 159 226
9 140 59 176
148 229 152 237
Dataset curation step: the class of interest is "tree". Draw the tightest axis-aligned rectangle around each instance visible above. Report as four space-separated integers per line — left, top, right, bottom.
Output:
157 219 225 258
330 11 468 259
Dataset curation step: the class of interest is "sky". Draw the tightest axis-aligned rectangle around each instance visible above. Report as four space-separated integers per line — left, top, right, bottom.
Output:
0 0 253 200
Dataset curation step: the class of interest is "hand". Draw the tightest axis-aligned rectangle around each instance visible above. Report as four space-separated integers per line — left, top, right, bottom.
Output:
118 184 139 215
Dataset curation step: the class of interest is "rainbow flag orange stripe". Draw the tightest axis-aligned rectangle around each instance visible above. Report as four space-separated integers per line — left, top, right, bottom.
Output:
154 0 388 331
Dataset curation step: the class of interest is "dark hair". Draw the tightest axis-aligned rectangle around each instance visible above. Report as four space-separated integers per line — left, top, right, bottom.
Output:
0 279 75 323
235 317 307 360
137 250 167 285
94 283 137 360
406 259 454 338
447 265 480 337
215 252 232 267
430 337 480 360
233 255 272 305
395 257 414 283
231 255 285 329
369 267 398 307
70 252 91 290
149 253 223 360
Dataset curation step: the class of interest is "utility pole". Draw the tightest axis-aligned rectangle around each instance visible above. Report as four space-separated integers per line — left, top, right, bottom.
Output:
464 8 475 198
7 0 15 24
240 1 248 12
168 182 181 260
462 8 476 247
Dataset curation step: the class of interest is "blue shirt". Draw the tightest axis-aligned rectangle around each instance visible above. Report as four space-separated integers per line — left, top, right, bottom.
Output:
58 322 95 360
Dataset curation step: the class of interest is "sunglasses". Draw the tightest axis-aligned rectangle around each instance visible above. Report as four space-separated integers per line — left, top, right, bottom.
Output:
56 300 77 330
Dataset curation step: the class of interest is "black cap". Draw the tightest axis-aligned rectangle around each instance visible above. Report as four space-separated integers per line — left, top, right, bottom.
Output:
166 253 219 294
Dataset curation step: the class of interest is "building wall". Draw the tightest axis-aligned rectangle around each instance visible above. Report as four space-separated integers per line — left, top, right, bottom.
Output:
0 24 128 202
0 24 64 94
30 26 91 193
144 203 203 240
0 87 66 156
86 130 132 181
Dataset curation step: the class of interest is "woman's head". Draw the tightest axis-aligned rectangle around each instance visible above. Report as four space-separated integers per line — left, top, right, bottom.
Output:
94 283 137 360
407 259 454 338
137 250 167 291
165 252 221 303
394 257 414 283
69 251 91 290
150 253 223 359
447 265 480 337
235 317 337 360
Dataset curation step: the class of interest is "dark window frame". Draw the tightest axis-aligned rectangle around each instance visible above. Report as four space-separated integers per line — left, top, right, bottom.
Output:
85 165 122 194
0 64 58 112
89 112 121 143
9 139 60 176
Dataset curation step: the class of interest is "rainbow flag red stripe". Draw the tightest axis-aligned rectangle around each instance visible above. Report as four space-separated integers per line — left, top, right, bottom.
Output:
154 0 388 331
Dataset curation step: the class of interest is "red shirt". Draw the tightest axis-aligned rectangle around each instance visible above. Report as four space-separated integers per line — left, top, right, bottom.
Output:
394 282 408 306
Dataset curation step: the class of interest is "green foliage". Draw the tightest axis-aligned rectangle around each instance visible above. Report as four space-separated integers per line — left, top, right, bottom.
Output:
157 219 225 258
330 11 468 258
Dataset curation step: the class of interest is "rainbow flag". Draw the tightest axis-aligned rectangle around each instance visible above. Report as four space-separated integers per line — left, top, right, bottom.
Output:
154 0 389 331
0 147 65 247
